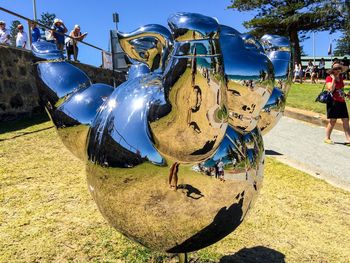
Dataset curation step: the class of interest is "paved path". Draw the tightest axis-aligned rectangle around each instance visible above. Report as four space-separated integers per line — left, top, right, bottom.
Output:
264 116 350 191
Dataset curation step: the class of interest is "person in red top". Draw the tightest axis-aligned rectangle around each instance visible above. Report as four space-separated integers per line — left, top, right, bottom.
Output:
324 62 350 145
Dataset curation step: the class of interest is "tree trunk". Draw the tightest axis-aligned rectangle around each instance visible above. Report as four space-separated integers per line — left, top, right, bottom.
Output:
289 28 301 66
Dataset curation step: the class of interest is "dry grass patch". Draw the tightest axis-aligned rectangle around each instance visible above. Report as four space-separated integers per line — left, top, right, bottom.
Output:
0 118 349 262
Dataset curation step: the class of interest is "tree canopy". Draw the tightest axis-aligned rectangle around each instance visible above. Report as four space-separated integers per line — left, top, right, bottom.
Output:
37 12 56 33
228 0 347 64
334 2 350 56
334 30 350 56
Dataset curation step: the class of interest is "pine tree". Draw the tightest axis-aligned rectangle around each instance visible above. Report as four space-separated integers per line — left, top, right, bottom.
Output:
228 0 346 64
334 2 350 56
334 32 350 56
37 12 56 33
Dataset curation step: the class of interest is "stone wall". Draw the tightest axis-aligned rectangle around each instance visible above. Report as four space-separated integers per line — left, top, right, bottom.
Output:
0 45 39 121
0 45 126 121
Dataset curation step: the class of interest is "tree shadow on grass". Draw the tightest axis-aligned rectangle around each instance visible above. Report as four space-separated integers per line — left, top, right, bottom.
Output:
220 246 285 263
0 112 49 134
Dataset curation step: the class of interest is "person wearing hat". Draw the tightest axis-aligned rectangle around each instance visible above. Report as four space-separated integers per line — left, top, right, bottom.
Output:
15 24 28 49
66 24 87 61
50 18 67 50
0 20 11 45
324 62 350 145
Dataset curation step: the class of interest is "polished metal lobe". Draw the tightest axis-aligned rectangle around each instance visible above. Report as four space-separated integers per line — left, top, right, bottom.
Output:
220 25 274 133
168 12 220 41
257 34 291 133
32 41 64 60
117 24 172 72
33 12 291 254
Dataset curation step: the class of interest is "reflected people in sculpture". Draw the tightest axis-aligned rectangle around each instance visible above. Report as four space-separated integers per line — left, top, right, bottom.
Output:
32 12 290 253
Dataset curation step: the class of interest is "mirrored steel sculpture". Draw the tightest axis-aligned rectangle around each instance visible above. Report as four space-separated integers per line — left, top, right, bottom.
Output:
32 41 64 60
33 12 291 256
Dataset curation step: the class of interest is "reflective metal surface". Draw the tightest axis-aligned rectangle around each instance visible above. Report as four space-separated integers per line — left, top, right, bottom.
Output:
34 12 291 253
258 34 291 134
31 41 64 60
35 61 113 160
220 25 274 133
258 87 286 135
117 24 172 72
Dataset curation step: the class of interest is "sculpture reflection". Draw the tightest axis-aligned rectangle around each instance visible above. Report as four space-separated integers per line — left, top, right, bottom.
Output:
33 12 290 254
220 25 274 133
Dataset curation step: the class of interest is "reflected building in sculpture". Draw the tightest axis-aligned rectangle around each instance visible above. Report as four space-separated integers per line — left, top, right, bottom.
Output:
33 12 291 254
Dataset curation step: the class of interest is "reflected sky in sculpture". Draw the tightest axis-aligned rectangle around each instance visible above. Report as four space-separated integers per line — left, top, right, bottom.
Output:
31 41 64 60
33 12 290 254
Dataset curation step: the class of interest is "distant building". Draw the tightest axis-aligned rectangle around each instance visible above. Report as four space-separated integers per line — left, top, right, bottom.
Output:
301 55 350 69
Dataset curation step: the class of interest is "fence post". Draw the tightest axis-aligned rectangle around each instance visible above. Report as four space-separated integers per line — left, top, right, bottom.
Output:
27 20 32 47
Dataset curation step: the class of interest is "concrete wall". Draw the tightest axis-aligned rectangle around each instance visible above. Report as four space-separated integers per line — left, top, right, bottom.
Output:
0 45 126 121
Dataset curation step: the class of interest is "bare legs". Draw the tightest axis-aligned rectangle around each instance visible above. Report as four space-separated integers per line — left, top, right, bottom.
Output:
169 162 179 190
326 118 350 143
326 119 337 141
342 118 350 143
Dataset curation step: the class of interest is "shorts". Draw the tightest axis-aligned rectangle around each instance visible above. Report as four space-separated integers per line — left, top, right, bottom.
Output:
326 100 349 119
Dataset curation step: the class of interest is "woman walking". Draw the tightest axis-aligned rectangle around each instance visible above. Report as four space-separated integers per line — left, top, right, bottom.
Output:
324 62 350 145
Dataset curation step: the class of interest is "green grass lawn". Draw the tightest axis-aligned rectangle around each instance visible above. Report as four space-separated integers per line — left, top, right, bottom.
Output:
286 82 350 114
1 118 350 262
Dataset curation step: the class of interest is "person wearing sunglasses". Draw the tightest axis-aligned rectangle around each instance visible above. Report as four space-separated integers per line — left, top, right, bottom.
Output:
324 62 350 145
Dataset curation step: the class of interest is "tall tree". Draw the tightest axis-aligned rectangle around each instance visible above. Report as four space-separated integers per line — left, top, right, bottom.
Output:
10 20 21 47
228 0 346 64
37 12 56 33
334 1 350 56
334 32 350 56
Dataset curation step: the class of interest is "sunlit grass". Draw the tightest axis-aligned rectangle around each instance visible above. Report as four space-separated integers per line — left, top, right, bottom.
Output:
1 119 349 262
286 83 350 114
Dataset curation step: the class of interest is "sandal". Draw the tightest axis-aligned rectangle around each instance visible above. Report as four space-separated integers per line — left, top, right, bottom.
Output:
324 139 334 145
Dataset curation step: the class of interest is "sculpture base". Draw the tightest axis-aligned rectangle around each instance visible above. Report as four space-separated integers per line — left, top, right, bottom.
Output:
178 253 188 263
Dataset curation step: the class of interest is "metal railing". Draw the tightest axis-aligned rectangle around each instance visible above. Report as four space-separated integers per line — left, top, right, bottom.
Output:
0 6 112 67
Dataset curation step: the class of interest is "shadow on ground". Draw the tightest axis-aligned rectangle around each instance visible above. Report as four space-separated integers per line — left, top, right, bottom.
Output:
220 246 285 263
0 112 49 134
265 149 283 156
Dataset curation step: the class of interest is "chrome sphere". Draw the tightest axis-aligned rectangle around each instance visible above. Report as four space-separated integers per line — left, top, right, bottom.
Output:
33 12 290 253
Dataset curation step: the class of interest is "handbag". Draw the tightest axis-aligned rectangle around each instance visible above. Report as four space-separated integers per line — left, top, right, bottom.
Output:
315 84 332 104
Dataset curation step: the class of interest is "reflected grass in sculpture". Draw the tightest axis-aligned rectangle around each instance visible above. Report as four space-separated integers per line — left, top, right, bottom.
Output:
1 121 350 262
87 162 256 252
32 12 289 255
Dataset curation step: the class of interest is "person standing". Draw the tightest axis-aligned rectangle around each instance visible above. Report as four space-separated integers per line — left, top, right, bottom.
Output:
31 21 41 43
293 62 302 83
318 58 326 79
15 24 28 49
66 25 87 61
324 62 350 145
50 18 67 50
168 162 179 190
217 159 225 181
0 20 11 45
342 57 349 80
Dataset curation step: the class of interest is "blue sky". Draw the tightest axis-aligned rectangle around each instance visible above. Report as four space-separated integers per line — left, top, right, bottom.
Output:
1 0 342 66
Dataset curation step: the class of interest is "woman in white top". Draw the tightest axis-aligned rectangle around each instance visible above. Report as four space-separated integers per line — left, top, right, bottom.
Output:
16 24 28 49
304 60 314 80
0 20 11 45
293 62 302 83
66 25 87 61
